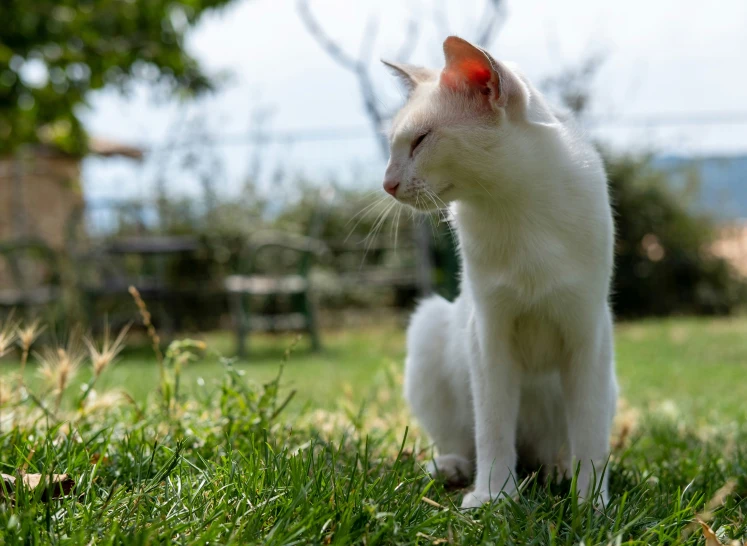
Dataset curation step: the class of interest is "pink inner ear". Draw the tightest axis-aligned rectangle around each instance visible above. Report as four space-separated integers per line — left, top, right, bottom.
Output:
442 59 492 90
460 60 491 85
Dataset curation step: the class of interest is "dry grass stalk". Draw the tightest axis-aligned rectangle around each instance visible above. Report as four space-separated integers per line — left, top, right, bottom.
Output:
0 311 19 358
81 389 129 414
84 322 130 378
37 336 85 413
15 319 46 382
128 286 163 379
0 378 12 407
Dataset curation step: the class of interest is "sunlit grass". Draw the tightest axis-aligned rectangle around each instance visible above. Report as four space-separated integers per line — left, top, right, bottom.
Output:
8 315 744 418
1 315 746 543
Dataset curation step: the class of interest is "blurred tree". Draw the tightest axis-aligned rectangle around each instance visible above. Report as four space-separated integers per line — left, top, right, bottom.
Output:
541 54 605 120
607 153 744 317
0 0 236 155
297 0 506 298
543 56 745 317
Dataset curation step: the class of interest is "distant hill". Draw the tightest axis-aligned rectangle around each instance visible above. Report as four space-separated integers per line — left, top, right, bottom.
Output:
653 155 747 220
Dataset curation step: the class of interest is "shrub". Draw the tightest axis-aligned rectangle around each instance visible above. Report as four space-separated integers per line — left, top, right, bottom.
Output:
607 152 745 318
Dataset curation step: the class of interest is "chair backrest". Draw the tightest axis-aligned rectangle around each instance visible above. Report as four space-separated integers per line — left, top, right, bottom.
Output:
76 236 201 291
239 198 329 279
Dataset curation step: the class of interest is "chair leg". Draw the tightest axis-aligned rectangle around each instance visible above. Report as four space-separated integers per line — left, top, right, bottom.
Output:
84 291 97 333
231 292 248 358
305 293 321 352
237 327 247 358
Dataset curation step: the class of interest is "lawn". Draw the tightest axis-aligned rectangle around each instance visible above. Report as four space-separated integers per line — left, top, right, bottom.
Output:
1 316 747 544
33 315 747 420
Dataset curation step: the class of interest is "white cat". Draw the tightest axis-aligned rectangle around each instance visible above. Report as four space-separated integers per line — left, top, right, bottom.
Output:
382 36 617 508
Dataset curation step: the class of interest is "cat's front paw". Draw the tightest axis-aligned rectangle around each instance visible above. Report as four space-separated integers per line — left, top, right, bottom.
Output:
426 455 473 488
575 470 610 508
460 490 493 509
576 486 609 508
460 484 517 509
542 460 571 484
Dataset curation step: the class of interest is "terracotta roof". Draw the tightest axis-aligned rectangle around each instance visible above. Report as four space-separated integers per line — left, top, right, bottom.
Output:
711 222 747 277
87 138 144 160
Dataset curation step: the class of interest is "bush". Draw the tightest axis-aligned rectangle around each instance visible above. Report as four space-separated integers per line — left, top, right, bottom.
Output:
607 152 745 318
79 155 745 324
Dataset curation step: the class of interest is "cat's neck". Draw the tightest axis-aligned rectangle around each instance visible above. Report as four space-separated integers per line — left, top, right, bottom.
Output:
452 148 563 243
451 139 594 266
451 139 612 286
452 196 530 272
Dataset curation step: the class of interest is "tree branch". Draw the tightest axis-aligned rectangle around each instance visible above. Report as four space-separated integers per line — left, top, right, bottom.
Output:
358 15 380 65
394 16 420 62
297 0 359 71
297 0 398 158
474 0 506 48
432 0 450 42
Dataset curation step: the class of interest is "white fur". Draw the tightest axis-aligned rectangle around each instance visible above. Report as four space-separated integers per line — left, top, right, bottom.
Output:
385 37 618 508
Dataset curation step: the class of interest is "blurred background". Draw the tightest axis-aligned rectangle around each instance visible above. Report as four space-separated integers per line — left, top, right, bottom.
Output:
1 0 746 389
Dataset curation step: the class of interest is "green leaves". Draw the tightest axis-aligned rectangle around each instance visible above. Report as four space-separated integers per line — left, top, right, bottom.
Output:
0 0 237 154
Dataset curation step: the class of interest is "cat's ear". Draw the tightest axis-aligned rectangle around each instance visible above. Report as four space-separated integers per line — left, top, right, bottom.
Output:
382 60 433 95
440 36 512 108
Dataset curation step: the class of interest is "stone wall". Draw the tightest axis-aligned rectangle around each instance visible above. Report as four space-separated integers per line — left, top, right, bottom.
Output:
0 150 83 250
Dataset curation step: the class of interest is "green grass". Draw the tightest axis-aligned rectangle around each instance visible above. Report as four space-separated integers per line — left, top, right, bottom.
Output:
616 317 747 420
62 325 406 409
38 315 747 419
1 316 747 544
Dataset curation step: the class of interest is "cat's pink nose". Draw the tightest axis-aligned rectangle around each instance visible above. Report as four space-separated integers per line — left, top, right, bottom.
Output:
383 179 400 196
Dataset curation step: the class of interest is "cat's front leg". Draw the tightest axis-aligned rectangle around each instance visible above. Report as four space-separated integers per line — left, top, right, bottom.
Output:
461 313 521 509
560 308 617 507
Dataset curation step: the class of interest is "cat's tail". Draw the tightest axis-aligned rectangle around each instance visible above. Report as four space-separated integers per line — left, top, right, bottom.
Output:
404 295 454 404
405 295 453 358
404 295 475 465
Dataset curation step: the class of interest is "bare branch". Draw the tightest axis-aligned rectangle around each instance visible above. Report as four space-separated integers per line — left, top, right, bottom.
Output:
296 0 391 157
355 67 389 157
358 15 380 64
394 16 420 62
294 0 511 298
474 0 507 48
297 0 359 71
432 0 450 40
540 53 606 118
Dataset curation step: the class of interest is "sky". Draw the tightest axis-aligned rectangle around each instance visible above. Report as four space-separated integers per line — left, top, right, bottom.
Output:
80 0 747 203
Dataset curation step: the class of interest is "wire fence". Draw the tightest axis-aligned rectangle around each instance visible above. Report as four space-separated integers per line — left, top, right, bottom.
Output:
141 110 747 152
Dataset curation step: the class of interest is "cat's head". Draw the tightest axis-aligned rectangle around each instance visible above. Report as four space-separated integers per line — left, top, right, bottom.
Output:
382 36 529 211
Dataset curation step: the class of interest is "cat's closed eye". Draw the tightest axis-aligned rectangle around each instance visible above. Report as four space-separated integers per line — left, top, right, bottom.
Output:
410 131 431 156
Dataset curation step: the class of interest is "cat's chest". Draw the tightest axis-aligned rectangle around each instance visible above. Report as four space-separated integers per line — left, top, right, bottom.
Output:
463 253 573 372
459 225 567 302
509 311 568 373
464 250 559 304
